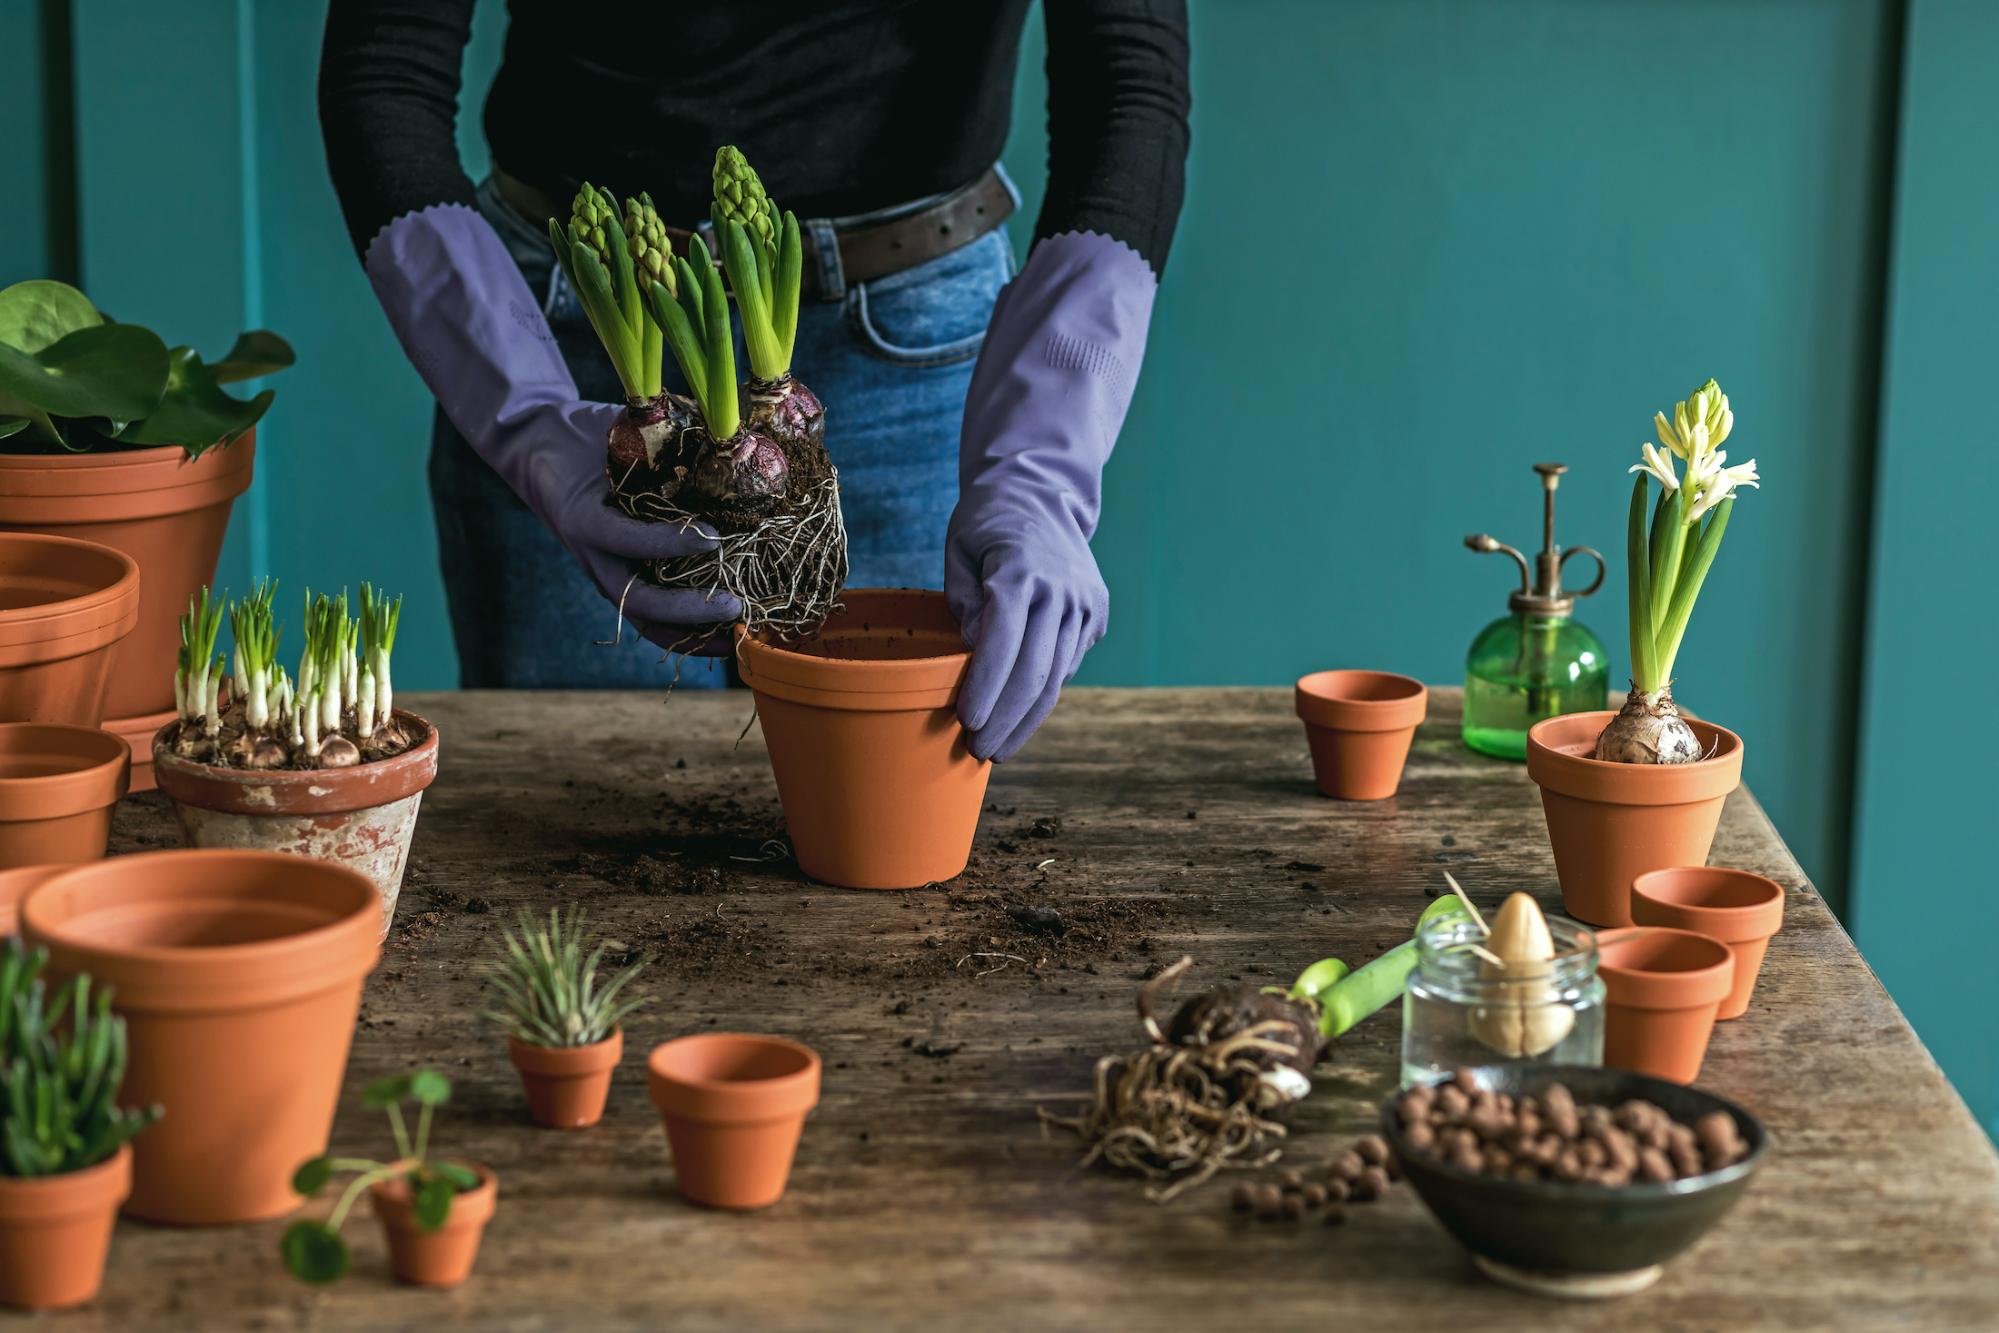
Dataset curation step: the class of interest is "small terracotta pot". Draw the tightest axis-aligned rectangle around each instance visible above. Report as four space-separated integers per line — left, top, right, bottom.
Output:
0 865 61 936
0 724 130 868
152 711 439 937
1632 868 1785 1021
509 1029 622 1129
105 706 175 795
648 1033 821 1210
0 1143 131 1311
737 589 988 889
1597 927 1735 1084
1294 670 1427 800
1525 711 1744 927
0 436 255 723
370 1160 498 1288
0 532 140 728
20 849 381 1224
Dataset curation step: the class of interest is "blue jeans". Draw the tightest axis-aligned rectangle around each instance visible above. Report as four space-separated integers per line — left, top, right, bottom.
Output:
429 174 1016 687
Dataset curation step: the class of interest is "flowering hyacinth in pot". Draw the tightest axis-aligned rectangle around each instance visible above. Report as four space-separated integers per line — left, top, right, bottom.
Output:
487 907 650 1130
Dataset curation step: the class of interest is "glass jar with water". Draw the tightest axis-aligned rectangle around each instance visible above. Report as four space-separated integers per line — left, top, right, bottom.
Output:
1402 912 1604 1086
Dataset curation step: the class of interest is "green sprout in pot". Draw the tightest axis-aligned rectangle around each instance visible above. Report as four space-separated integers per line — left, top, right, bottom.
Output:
0 279 292 456
484 907 650 1048
1597 378 1763 763
0 940 161 1178
281 1070 477 1285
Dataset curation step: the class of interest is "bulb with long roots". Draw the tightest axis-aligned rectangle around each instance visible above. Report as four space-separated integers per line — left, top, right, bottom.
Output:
1593 684 1703 764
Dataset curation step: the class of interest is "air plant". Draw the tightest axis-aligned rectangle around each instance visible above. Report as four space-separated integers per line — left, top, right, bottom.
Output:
281 1070 477 1284
1597 378 1762 763
483 906 650 1049
0 940 160 1178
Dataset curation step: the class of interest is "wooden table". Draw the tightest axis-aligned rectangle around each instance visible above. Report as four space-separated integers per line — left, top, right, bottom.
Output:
88 688 1999 1330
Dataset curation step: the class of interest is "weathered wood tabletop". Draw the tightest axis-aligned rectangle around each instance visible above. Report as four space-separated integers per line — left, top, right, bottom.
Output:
84 687 1999 1330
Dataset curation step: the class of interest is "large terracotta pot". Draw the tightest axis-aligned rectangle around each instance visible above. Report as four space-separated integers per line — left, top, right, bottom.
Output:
0 532 140 728
152 710 439 937
1597 926 1735 1084
1294 669 1427 800
649 1033 820 1210
0 437 255 791
0 1144 131 1311
1632 867 1785 1021
371 1161 497 1288
1525 711 1744 927
0 724 130 868
19 849 381 1224
737 589 988 889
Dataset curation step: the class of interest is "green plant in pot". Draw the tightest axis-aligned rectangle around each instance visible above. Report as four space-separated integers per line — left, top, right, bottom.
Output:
486 906 649 1129
283 1070 496 1289
0 940 161 1311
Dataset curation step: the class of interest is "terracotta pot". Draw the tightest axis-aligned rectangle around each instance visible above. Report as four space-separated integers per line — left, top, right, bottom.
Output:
509 1029 622 1129
105 706 175 795
1525 711 1745 927
370 1161 497 1288
0 1144 131 1311
1294 670 1427 800
19 849 381 1224
152 710 439 937
0 532 140 727
648 1033 821 1210
737 589 988 889
0 724 130 868
1597 926 1735 1084
1632 867 1784 1021
0 865 61 936
0 437 255 726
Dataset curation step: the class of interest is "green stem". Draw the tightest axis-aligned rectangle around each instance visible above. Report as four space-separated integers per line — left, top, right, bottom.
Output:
326 1162 405 1232
1625 474 1663 693
721 220 783 381
1654 497 1734 683
774 213 801 371
413 1101 433 1163
699 254 740 439
386 1104 412 1162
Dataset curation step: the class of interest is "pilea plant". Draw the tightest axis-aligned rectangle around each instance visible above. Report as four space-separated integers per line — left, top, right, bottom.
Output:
0 279 293 455
549 146 846 644
484 906 650 1048
166 581 411 770
1599 377 1763 762
281 1069 476 1284
0 940 160 1178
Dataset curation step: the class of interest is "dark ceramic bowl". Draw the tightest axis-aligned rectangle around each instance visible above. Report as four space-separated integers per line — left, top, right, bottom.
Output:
1383 1065 1768 1281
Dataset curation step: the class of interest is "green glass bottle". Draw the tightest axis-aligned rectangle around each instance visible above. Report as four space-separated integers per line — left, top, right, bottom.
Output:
1462 463 1611 760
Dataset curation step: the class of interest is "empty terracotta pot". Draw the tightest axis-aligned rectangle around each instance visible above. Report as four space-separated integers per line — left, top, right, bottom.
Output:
19 849 381 1223
509 1029 622 1129
1294 670 1427 800
1597 927 1735 1084
0 532 140 728
0 865 61 936
1525 711 1744 927
104 707 175 796
1632 867 1785 1021
649 1033 821 1210
0 437 255 729
737 589 988 889
0 724 130 868
370 1161 497 1288
0 1143 131 1311
153 710 439 937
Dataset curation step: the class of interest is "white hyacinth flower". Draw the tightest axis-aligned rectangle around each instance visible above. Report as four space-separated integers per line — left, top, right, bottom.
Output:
1721 456 1760 490
1630 441 1680 490
1688 469 1736 522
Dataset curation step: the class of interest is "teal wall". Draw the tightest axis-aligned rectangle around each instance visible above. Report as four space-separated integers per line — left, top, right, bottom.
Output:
7 2 1988 1132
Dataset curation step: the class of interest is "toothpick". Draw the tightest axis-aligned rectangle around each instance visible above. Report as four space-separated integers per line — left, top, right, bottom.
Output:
1469 944 1508 967
1442 871 1490 935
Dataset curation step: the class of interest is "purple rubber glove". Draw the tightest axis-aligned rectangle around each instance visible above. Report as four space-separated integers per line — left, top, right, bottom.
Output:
947 232 1158 760
364 205 740 651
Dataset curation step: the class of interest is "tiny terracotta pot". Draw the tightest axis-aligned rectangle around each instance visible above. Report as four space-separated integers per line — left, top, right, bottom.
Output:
370 1161 498 1288
509 1029 622 1129
152 710 439 937
0 532 140 728
104 706 175 795
0 865 61 937
20 849 381 1224
0 436 255 723
0 724 130 868
1294 670 1427 800
1597 927 1735 1084
648 1033 821 1210
1632 868 1785 1021
0 1143 131 1311
737 589 988 889
1526 711 1744 927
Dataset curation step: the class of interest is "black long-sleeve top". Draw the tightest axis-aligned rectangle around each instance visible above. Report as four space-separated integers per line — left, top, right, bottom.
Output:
319 1 1190 275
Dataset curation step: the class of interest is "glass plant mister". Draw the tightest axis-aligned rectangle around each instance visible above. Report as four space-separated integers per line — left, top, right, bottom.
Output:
1461 463 1610 759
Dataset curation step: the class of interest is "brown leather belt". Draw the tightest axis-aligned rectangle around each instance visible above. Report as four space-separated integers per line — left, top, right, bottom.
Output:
496 166 1014 302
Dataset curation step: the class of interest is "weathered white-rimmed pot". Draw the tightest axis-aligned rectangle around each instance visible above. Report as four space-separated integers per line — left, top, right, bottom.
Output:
151 710 438 936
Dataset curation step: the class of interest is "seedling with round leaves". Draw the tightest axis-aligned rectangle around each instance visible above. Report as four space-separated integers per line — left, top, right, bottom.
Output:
484 906 651 1049
280 1069 478 1285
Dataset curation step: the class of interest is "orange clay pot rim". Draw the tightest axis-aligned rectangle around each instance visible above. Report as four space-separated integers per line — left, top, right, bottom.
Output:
1295 669 1427 732
371 1159 498 1223
0 724 131 810
1296 669 1425 706
151 709 437 794
1597 926 1736 988
735 589 969 691
0 533 141 627
0 439 255 474
0 1143 131 1219
19 848 380 969
1631 868 1785 939
647 1032 822 1098
1526 710 1743 771
507 1028 623 1073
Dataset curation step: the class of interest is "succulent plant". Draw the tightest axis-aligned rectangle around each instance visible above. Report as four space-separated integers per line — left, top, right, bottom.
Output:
484 907 650 1048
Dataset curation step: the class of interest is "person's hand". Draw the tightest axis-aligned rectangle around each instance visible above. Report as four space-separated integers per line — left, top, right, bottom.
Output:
946 231 1158 760
364 204 738 652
